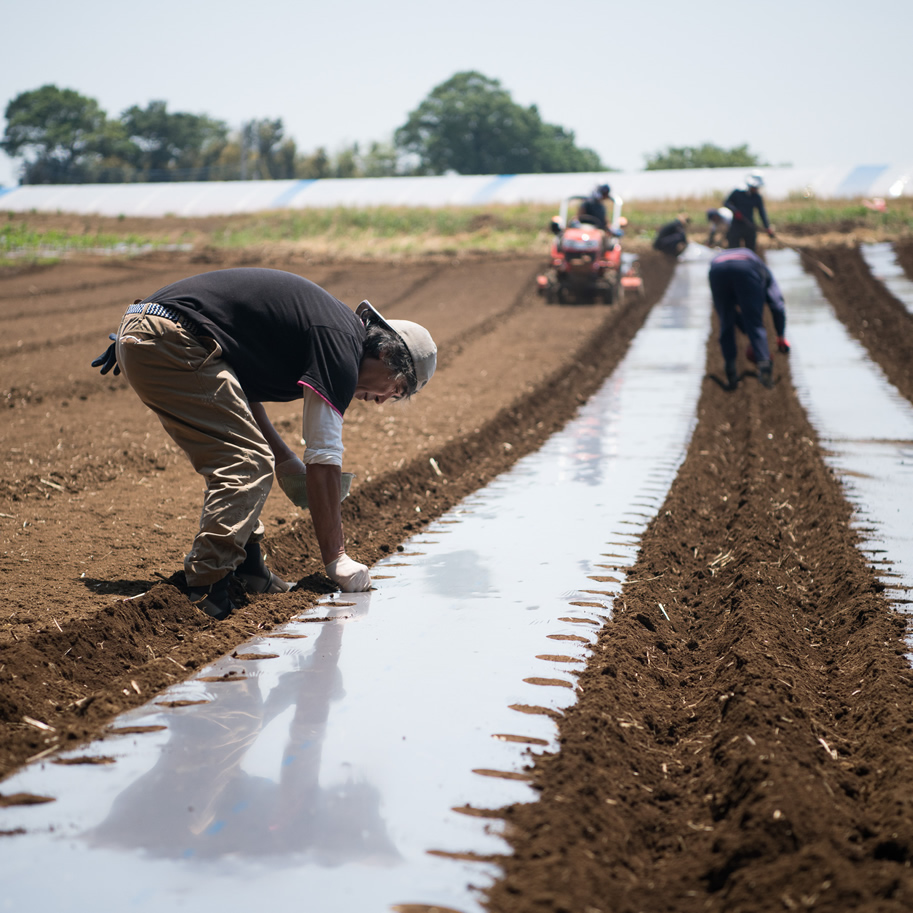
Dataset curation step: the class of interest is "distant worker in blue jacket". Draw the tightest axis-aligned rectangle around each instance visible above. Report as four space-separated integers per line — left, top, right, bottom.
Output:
709 248 787 390
577 183 612 232
724 172 775 251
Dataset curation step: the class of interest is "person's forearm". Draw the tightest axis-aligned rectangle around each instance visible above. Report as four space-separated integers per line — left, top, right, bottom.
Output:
250 401 297 464
305 463 345 565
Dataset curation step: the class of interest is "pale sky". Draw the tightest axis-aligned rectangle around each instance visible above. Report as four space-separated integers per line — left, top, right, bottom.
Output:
1 0 910 188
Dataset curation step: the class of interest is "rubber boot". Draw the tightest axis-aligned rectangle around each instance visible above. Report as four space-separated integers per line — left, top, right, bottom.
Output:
235 540 293 594
758 361 773 389
725 360 739 391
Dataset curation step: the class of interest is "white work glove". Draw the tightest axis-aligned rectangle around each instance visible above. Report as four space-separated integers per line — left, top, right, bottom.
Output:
325 554 371 592
275 458 354 510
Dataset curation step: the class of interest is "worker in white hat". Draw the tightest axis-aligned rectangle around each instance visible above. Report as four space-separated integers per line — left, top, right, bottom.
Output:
92 268 437 617
723 171 775 251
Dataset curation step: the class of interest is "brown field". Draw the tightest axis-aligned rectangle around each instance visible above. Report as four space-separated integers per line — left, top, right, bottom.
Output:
3 221 913 911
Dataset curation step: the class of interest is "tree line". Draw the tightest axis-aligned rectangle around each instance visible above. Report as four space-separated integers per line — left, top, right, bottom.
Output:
1 72 765 185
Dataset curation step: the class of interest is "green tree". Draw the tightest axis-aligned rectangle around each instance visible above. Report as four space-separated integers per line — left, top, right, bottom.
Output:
238 118 298 179
532 122 604 173
332 144 359 179
394 71 606 175
1 85 128 183
358 141 401 177
122 101 228 180
297 147 331 179
644 143 766 170
273 138 298 180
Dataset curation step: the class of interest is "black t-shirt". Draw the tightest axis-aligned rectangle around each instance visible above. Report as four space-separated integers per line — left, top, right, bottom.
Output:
143 268 364 412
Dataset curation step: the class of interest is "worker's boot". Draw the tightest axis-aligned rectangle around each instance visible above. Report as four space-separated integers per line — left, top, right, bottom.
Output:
725 360 739 391
235 539 293 594
777 336 791 354
758 361 774 389
187 574 236 621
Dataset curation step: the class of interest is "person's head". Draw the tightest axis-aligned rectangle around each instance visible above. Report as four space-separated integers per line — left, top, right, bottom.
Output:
355 300 437 403
706 208 721 224
595 183 611 199
746 171 764 191
678 213 691 226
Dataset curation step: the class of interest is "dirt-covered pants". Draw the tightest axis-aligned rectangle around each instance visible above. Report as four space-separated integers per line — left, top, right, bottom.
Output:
115 307 274 587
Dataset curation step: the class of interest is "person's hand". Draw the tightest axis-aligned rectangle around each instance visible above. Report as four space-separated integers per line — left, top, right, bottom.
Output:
733 211 745 221
767 227 775 238
275 457 309 508
325 554 371 592
91 334 120 375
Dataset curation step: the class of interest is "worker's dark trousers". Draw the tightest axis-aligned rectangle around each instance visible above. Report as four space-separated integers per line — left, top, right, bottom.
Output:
726 221 758 251
734 294 786 339
709 262 770 366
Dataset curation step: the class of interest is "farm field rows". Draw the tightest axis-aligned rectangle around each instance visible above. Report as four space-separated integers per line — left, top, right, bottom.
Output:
2 230 913 911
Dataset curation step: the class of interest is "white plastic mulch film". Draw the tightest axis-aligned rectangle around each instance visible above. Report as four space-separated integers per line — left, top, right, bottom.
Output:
0 163 910 217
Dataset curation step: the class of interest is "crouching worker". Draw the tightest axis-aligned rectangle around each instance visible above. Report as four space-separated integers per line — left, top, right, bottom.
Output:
652 214 691 257
706 207 733 248
92 268 437 619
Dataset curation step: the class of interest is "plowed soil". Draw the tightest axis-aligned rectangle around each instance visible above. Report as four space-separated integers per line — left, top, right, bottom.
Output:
3 233 913 912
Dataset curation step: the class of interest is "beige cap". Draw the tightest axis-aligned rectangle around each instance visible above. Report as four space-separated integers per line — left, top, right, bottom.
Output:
356 300 437 392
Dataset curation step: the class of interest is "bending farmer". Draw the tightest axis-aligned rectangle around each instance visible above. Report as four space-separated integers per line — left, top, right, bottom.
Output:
708 249 785 391
92 268 437 619
706 206 733 248
653 214 691 257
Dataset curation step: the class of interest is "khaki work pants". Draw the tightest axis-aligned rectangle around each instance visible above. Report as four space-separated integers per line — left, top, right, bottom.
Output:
116 307 274 587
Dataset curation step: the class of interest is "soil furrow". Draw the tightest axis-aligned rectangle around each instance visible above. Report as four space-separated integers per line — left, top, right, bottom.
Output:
4 236 913 913
813 245 913 404
0 262 187 303
0 326 130 360
0 249 675 781
433 270 540 370
894 239 913 281
0 271 138 302
483 264 913 913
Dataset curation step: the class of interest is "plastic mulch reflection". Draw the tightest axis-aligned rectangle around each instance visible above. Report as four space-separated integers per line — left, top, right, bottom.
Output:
85 600 400 866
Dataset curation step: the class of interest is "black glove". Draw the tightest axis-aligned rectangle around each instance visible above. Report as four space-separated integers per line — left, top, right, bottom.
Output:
91 334 120 376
